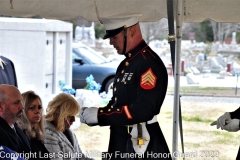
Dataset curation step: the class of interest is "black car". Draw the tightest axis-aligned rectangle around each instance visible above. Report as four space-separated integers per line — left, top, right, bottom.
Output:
72 44 119 93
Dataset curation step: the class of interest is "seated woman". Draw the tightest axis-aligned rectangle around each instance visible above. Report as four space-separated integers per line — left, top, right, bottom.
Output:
44 93 92 160
17 90 50 160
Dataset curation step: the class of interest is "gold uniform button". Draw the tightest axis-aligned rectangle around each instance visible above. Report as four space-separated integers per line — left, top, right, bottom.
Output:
125 62 129 66
143 50 146 53
115 97 117 101
114 87 116 91
128 53 131 57
117 109 120 111
124 81 127 84
100 110 103 113
117 78 120 82
121 70 124 73
111 106 113 108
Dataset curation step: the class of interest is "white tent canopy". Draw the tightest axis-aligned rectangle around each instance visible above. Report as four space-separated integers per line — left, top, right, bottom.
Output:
0 0 240 23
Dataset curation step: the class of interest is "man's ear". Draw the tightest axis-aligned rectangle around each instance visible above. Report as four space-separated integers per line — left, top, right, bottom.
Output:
129 26 136 37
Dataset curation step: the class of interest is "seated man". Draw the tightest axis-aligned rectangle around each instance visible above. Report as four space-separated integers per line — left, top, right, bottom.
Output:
0 84 31 154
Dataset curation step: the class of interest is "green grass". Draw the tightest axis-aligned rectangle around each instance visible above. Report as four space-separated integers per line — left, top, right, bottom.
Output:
182 116 213 123
183 126 236 145
211 130 235 138
210 137 236 145
184 142 201 148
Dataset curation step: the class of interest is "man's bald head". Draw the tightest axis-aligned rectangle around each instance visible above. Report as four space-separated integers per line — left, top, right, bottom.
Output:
0 84 20 101
0 84 24 125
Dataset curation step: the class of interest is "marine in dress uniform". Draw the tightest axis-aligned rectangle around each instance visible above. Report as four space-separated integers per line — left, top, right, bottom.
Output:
81 13 171 160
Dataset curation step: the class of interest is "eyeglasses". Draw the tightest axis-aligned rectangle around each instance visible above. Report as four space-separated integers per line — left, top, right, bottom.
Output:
28 105 42 111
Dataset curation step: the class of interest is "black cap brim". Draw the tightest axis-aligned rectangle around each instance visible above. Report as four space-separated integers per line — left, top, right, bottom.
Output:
103 26 125 39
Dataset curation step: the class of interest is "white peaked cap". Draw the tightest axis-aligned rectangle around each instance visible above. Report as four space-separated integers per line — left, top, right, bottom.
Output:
99 13 142 30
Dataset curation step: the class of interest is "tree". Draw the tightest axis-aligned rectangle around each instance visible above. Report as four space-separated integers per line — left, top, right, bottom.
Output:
140 18 168 44
94 22 105 39
182 22 200 41
211 21 239 42
182 20 213 42
183 20 240 43
199 20 214 42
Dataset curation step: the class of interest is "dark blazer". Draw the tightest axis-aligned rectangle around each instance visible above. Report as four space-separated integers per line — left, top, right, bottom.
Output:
0 56 18 87
0 117 31 153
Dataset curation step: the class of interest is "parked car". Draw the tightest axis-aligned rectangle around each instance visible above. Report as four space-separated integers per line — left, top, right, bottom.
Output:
72 43 119 93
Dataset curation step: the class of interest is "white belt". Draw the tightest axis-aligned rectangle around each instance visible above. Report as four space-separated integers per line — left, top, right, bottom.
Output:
127 115 158 127
146 115 158 124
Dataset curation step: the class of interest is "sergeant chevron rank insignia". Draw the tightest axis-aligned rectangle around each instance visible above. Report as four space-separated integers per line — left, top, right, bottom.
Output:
140 68 156 89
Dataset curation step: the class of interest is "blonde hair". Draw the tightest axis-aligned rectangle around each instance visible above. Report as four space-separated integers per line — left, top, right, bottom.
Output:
45 93 80 132
17 90 45 141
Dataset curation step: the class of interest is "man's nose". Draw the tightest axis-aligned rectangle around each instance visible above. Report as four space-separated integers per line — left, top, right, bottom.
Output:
109 38 114 45
19 102 24 110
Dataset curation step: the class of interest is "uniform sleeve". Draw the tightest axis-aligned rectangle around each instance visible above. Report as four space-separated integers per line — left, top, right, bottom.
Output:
97 61 122 120
230 107 240 119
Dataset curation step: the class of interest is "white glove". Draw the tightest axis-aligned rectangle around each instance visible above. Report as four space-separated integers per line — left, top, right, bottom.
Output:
210 112 231 129
82 107 98 125
222 119 240 132
79 107 87 123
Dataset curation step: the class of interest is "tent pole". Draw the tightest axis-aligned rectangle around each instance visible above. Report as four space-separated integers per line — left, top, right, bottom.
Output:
172 0 183 159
